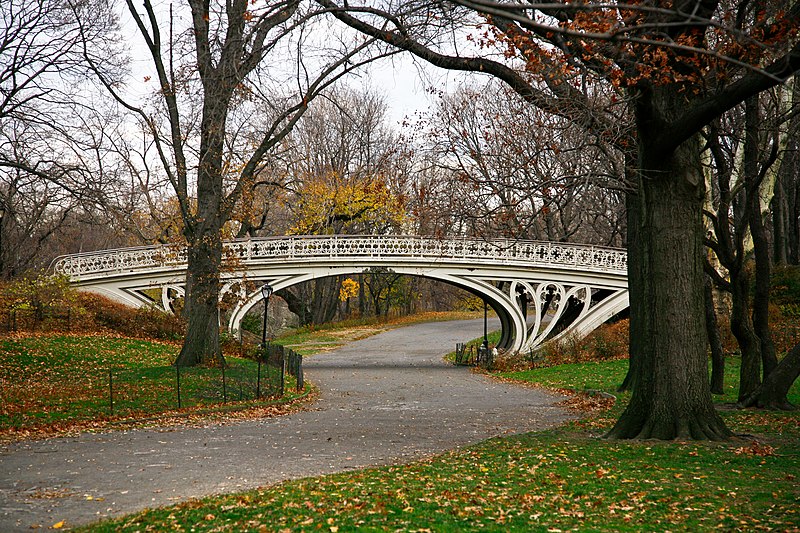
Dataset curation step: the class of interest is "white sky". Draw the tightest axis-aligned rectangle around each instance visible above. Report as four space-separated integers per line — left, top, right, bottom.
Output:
117 4 448 131
113 0 496 134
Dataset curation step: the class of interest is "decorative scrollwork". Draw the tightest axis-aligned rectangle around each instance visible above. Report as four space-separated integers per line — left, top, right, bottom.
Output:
52 235 627 279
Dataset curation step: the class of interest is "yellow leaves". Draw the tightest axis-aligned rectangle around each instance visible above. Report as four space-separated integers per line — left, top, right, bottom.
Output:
289 171 406 235
52 521 65 529
339 278 359 302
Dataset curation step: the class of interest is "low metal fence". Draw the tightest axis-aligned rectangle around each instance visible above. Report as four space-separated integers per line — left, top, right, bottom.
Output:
99 346 303 417
454 342 494 369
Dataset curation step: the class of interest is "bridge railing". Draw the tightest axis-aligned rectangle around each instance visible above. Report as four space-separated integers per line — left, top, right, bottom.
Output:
51 235 627 279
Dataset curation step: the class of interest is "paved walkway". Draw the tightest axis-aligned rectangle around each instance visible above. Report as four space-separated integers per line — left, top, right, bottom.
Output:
0 319 572 531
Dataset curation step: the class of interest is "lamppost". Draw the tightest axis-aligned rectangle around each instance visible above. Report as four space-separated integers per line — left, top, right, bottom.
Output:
482 297 489 350
261 283 273 350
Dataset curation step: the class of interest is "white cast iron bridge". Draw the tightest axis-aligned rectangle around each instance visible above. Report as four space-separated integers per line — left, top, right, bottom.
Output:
51 235 629 353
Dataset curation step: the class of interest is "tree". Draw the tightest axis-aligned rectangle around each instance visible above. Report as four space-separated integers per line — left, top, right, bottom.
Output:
702 83 800 405
0 0 127 277
268 87 409 324
771 77 800 266
86 1 386 366
319 0 800 439
421 81 627 244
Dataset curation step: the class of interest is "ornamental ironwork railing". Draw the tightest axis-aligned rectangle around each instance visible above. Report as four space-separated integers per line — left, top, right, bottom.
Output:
51 235 627 279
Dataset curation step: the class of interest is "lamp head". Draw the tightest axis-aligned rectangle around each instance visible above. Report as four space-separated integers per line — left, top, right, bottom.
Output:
261 283 273 299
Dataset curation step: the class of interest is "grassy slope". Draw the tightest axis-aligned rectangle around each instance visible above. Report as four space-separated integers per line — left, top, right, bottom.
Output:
0 334 304 441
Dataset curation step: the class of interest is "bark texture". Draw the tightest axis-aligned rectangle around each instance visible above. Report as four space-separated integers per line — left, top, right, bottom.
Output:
607 89 731 440
176 234 223 367
741 342 800 410
704 276 725 395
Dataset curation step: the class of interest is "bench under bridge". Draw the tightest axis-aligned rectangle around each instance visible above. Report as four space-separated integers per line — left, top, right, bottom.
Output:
51 235 629 354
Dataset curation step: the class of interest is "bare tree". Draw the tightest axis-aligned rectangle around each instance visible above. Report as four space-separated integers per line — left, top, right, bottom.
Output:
0 0 129 277
85 0 390 366
421 81 627 244
318 0 800 439
264 87 410 323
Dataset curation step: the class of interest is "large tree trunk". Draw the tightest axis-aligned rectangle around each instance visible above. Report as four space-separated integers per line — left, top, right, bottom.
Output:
618 188 642 393
175 229 224 367
175 76 229 367
741 342 800 410
744 97 778 379
607 91 731 440
730 270 763 402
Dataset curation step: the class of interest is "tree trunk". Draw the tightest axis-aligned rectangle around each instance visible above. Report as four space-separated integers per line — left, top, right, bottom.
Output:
283 286 311 326
618 188 642 393
730 271 763 402
175 80 228 367
175 230 224 367
779 77 800 266
744 96 778 379
741 342 800 410
607 94 731 439
705 276 725 395
772 175 788 265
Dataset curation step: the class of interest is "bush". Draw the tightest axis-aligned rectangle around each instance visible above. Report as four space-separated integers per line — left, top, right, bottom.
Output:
82 292 185 340
772 265 800 306
492 319 630 372
0 272 88 331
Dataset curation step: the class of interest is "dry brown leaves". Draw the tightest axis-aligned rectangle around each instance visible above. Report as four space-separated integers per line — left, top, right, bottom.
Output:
0 389 317 444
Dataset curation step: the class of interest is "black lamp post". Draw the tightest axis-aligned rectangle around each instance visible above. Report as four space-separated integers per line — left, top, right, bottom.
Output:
261 283 273 350
483 297 489 349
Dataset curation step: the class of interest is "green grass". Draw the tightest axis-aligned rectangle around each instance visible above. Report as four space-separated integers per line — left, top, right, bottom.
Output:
82 353 800 532
84 420 800 532
0 334 303 436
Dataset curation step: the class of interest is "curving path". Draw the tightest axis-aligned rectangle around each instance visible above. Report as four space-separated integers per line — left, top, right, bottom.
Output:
0 319 573 531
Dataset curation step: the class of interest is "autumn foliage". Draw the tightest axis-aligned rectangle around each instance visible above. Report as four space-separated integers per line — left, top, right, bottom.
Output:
0 275 185 340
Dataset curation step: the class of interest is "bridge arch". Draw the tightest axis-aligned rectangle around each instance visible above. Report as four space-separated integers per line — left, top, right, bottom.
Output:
226 268 528 351
52 235 629 354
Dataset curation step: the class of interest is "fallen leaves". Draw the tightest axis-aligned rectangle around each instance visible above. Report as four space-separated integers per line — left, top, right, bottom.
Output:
734 441 777 456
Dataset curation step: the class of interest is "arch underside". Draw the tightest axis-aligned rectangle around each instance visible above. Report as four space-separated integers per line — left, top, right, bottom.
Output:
79 264 628 354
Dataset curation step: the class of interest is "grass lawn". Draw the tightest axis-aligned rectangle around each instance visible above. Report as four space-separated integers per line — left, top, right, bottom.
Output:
82 353 800 532
0 334 305 441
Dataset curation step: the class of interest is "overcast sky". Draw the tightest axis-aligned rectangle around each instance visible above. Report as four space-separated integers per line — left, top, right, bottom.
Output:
115 3 482 131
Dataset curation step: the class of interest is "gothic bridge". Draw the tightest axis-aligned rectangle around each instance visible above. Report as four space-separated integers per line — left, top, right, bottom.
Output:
51 235 629 353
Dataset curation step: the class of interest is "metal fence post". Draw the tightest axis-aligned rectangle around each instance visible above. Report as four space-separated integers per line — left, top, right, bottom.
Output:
296 354 303 391
257 358 262 399
280 352 285 397
176 365 182 408
222 364 227 403
108 369 114 415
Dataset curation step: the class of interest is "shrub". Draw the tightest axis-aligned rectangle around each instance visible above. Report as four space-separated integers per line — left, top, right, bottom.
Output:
493 319 630 372
82 292 185 340
0 272 86 331
772 265 800 306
